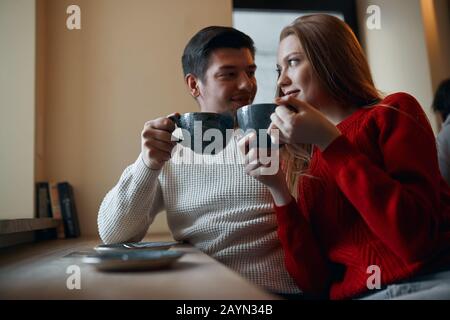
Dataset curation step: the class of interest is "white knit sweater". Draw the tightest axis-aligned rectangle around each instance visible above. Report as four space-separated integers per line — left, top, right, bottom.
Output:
98 135 300 294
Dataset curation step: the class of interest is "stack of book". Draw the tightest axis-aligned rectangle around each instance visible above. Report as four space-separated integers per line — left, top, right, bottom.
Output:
35 181 81 239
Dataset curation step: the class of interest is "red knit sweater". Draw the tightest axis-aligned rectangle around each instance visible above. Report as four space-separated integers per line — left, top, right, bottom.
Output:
274 92 450 300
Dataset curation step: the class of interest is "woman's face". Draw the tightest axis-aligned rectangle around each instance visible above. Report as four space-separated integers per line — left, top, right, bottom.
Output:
277 34 326 108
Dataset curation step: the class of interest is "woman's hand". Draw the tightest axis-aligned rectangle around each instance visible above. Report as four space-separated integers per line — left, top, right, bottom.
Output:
270 95 342 151
237 132 293 206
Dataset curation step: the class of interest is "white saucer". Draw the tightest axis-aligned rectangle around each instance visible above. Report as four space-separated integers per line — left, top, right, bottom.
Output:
95 241 179 253
83 250 184 271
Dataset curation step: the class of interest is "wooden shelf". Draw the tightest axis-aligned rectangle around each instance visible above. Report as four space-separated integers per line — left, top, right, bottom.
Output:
0 218 59 235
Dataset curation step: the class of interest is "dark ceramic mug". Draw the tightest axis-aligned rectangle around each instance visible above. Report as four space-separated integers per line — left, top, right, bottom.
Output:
168 112 234 154
236 103 278 148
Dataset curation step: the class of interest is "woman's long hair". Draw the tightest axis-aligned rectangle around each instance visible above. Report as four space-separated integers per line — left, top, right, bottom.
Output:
279 14 382 195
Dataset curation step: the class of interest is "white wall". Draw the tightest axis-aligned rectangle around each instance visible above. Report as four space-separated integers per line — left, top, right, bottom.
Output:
357 0 438 133
0 0 36 220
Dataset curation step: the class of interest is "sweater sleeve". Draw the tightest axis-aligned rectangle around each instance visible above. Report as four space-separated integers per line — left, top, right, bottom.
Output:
321 93 442 263
274 198 331 297
97 154 165 244
437 124 450 185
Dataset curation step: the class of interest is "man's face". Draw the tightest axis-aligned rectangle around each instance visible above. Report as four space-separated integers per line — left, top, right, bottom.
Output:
196 48 257 113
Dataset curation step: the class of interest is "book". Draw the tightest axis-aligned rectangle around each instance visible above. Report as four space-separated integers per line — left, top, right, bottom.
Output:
36 182 52 218
35 182 57 240
48 182 65 239
57 182 81 238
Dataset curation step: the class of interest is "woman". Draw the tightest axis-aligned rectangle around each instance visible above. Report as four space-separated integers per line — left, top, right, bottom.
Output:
239 14 450 299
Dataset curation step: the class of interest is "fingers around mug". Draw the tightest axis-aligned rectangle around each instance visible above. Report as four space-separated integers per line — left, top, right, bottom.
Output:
244 157 262 174
276 105 296 119
166 112 181 126
267 122 281 137
245 146 259 166
247 163 271 177
142 127 176 145
151 116 177 132
272 127 290 145
238 134 251 156
267 123 282 145
237 135 246 155
247 167 261 178
247 159 274 177
167 112 180 119
270 112 289 138
143 117 175 133
144 137 176 153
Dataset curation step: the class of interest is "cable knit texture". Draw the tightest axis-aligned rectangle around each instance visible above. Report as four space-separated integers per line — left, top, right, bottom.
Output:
98 135 300 294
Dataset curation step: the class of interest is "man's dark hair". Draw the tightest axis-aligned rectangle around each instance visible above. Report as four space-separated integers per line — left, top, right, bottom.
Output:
182 26 255 80
433 78 450 122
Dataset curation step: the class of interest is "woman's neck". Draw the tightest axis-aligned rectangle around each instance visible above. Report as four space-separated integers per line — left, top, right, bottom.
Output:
319 100 359 125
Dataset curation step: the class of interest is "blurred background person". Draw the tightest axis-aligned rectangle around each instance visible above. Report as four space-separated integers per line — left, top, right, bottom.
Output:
433 78 450 185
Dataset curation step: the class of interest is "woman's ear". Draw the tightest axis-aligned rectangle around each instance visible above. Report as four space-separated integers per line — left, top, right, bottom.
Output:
185 74 200 98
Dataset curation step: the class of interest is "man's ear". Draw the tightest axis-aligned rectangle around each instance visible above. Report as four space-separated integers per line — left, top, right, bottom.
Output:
185 74 200 98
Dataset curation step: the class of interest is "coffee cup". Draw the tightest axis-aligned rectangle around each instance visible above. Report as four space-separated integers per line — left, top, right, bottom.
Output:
236 103 278 148
168 112 234 155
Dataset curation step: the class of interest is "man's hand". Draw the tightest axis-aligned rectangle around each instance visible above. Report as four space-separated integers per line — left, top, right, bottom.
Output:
237 133 293 206
141 114 179 170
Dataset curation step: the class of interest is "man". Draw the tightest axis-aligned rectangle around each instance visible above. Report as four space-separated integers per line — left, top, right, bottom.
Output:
98 26 300 295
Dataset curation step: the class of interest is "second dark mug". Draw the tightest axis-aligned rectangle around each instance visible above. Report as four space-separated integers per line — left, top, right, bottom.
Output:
236 103 278 148
168 112 234 155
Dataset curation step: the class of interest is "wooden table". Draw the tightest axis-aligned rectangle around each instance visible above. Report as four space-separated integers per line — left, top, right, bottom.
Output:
0 235 278 300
